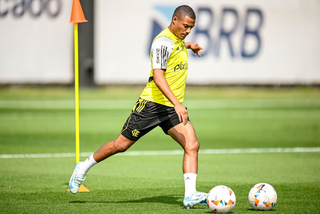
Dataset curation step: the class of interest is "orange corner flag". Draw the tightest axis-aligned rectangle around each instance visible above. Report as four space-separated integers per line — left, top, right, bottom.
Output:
70 0 88 23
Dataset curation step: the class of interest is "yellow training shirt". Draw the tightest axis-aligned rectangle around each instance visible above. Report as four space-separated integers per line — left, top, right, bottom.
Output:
140 27 189 107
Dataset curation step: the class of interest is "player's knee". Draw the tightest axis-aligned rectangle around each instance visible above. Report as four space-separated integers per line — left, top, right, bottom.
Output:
184 140 200 153
114 141 130 153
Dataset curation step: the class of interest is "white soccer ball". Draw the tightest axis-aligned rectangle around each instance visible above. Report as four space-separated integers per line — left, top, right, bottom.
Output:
248 183 277 211
207 185 236 213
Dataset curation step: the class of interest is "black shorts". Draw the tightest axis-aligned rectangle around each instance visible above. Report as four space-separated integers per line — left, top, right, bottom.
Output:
121 98 188 141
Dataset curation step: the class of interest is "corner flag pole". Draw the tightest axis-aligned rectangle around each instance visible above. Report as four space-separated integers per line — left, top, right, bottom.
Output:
70 0 87 164
74 22 80 164
68 0 90 193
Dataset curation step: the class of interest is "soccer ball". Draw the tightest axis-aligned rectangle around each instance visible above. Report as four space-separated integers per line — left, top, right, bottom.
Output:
207 185 236 213
248 183 277 211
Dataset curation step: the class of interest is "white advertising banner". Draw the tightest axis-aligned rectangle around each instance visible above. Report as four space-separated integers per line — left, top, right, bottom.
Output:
0 0 73 84
95 0 320 85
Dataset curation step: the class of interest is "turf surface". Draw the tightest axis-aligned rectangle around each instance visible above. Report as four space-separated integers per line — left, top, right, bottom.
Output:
0 86 319 213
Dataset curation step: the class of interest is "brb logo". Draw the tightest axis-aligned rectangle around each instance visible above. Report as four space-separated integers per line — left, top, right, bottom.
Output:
148 5 263 59
0 0 61 18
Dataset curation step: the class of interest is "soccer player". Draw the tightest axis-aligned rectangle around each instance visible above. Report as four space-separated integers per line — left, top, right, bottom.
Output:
69 5 207 209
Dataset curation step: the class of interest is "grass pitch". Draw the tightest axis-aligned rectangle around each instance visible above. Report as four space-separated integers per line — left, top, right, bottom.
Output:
0 86 319 213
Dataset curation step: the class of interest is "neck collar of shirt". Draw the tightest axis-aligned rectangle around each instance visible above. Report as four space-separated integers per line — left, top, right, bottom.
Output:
166 27 183 42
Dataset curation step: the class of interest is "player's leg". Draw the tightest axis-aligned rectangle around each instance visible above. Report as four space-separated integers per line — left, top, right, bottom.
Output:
168 121 199 174
93 134 136 162
69 134 135 194
69 99 158 194
167 121 207 208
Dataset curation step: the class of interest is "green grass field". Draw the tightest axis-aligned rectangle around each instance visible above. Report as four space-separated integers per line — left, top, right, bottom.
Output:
0 86 319 213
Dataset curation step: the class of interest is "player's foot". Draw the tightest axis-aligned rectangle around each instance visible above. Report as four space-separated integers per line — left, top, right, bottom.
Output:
183 191 208 209
69 162 86 194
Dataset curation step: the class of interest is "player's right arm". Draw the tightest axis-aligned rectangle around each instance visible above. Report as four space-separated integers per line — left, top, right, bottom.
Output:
151 37 188 125
153 69 188 125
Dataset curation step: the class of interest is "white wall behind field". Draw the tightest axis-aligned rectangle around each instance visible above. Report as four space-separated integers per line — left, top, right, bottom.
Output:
0 0 73 84
0 0 319 85
95 0 320 85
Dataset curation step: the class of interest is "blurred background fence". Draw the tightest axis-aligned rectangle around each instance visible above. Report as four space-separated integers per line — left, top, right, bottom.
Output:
0 0 319 86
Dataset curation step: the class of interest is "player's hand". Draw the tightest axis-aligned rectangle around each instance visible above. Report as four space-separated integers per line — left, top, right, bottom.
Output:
187 42 203 57
174 103 188 126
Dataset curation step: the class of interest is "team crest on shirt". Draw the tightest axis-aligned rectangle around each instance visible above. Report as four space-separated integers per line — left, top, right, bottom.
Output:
176 43 186 51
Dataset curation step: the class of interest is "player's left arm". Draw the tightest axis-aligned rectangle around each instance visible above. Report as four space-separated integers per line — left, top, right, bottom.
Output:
185 42 203 57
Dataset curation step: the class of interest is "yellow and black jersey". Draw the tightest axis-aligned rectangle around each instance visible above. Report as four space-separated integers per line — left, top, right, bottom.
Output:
140 27 189 107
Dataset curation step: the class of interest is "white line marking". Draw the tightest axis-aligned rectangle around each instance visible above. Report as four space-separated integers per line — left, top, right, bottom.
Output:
0 147 319 159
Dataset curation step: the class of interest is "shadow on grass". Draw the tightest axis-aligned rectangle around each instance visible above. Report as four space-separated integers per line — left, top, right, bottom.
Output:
246 208 276 212
69 195 181 205
205 212 235 214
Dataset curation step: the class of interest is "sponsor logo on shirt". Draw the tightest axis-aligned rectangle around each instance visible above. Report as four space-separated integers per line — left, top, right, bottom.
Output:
174 62 188 72
156 48 160 63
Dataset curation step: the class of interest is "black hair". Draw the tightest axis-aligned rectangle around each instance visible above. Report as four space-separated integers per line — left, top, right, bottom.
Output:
172 5 196 20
